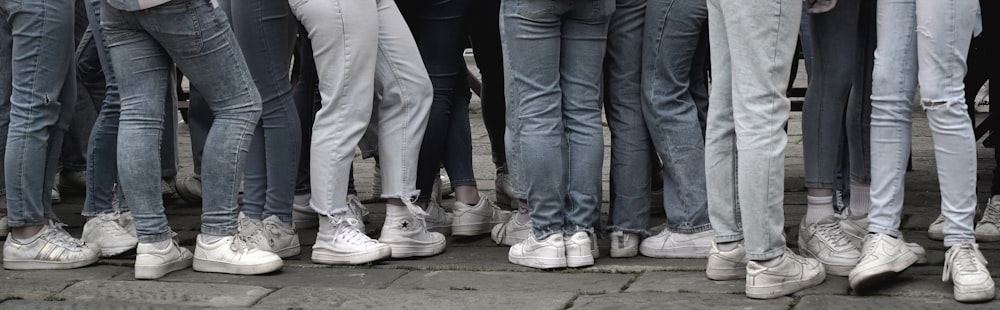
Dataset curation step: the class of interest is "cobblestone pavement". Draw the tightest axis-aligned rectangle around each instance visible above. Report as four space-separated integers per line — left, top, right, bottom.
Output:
2 74 998 309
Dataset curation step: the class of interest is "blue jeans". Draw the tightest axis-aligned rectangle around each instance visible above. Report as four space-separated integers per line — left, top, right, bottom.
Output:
230 0 300 223
500 0 613 239
603 0 653 235
1 0 76 228
705 0 800 261
80 0 179 217
102 0 262 242
640 0 712 235
868 0 978 247
397 0 478 201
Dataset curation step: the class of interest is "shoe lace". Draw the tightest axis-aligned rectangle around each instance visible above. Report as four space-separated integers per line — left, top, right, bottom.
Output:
43 222 86 248
981 202 1000 224
347 195 369 219
815 221 853 250
235 217 266 251
402 197 430 229
326 215 376 246
943 242 988 282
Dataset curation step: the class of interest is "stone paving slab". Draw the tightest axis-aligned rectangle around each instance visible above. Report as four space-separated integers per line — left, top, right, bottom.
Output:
852 275 999 300
626 271 851 296
56 280 272 308
796 294 1000 309
569 292 793 310
253 286 576 310
0 300 242 310
0 278 75 300
387 270 634 294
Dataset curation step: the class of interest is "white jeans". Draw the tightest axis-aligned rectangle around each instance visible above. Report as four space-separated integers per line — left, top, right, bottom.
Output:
868 0 979 247
289 0 432 214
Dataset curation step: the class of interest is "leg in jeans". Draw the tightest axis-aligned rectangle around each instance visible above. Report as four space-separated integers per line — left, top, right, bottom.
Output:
103 0 262 243
605 0 652 237
641 0 712 235
292 23 318 198
231 0 300 223
470 0 506 170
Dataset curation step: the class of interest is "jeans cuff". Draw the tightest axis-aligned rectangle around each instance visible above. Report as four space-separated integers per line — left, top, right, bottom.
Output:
449 178 477 188
264 213 293 224
867 224 900 238
242 211 265 221
668 222 713 234
137 230 174 243
382 190 422 200
804 180 842 191
713 232 743 244
6 218 48 228
80 209 118 217
532 227 563 240
606 226 649 237
200 225 237 238
563 225 595 237
746 247 785 261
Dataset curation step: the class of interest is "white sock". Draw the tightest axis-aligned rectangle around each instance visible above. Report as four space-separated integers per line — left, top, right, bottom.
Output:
849 181 871 216
201 234 225 245
805 195 835 226
12 228 44 244
756 253 784 267
152 239 172 250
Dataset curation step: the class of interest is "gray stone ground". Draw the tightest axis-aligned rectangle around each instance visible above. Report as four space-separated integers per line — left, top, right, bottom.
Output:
1 61 998 309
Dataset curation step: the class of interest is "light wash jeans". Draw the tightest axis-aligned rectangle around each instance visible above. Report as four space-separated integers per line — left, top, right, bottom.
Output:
102 0 262 242
640 0 712 235
290 0 432 215
1 0 76 228
230 0 300 223
705 0 800 261
500 0 613 239
604 0 654 236
801 0 872 191
81 0 179 217
868 0 978 247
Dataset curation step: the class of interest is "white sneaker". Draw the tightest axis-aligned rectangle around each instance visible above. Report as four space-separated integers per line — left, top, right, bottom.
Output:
745 250 826 299
797 216 860 276
378 203 446 258
975 195 1000 242
849 233 918 291
943 242 996 302
425 201 453 235
313 215 391 265
0 216 8 238
610 231 639 258
706 241 748 281
249 215 302 258
509 233 566 269
565 231 595 268
928 213 945 241
452 194 510 236
175 175 202 204
438 172 453 198
192 234 283 275
3 221 100 270
292 194 318 229
491 210 532 246
639 229 714 258
839 213 927 264
119 211 137 237
135 238 193 280
347 194 370 225
82 212 139 257
494 169 515 208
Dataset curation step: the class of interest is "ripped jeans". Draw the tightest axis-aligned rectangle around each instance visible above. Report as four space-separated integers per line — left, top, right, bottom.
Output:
868 0 979 247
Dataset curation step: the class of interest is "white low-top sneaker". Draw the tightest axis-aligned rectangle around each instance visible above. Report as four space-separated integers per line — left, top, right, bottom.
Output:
378 203 446 258
610 231 639 258
975 195 1000 242
425 201 453 235
927 214 945 241
839 213 926 264
565 231 595 268
706 241 748 281
848 233 918 292
944 242 996 303
192 234 283 275
312 215 391 265
3 221 100 270
509 233 566 269
292 194 318 230
135 238 193 280
82 212 139 257
639 229 714 258
260 216 302 258
491 210 532 246
452 194 510 236
797 216 860 276
745 250 826 299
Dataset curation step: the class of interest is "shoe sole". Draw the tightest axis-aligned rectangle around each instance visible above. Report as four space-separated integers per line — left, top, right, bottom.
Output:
382 238 446 258
100 245 137 257
706 267 746 281
746 271 826 299
2 256 99 270
954 283 997 303
848 251 918 292
135 257 193 280
453 216 507 236
273 245 302 259
974 232 1000 242
192 258 283 275
509 254 567 269
566 254 594 268
639 245 711 258
610 248 638 258
928 230 944 241
797 243 856 277
312 246 391 265
490 223 528 246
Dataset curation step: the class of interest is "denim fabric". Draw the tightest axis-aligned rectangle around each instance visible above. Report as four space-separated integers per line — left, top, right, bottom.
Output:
102 0 262 242
705 0 800 260
81 0 179 217
845 0 876 185
469 0 506 168
230 0 300 223
500 0 613 239
640 0 712 235
398 0 478 201
801 0 864 191
64 28 99 174
290 0 431 214
603 0 652 236
1 0 77 228
291 23 318 195
868 0 978 247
